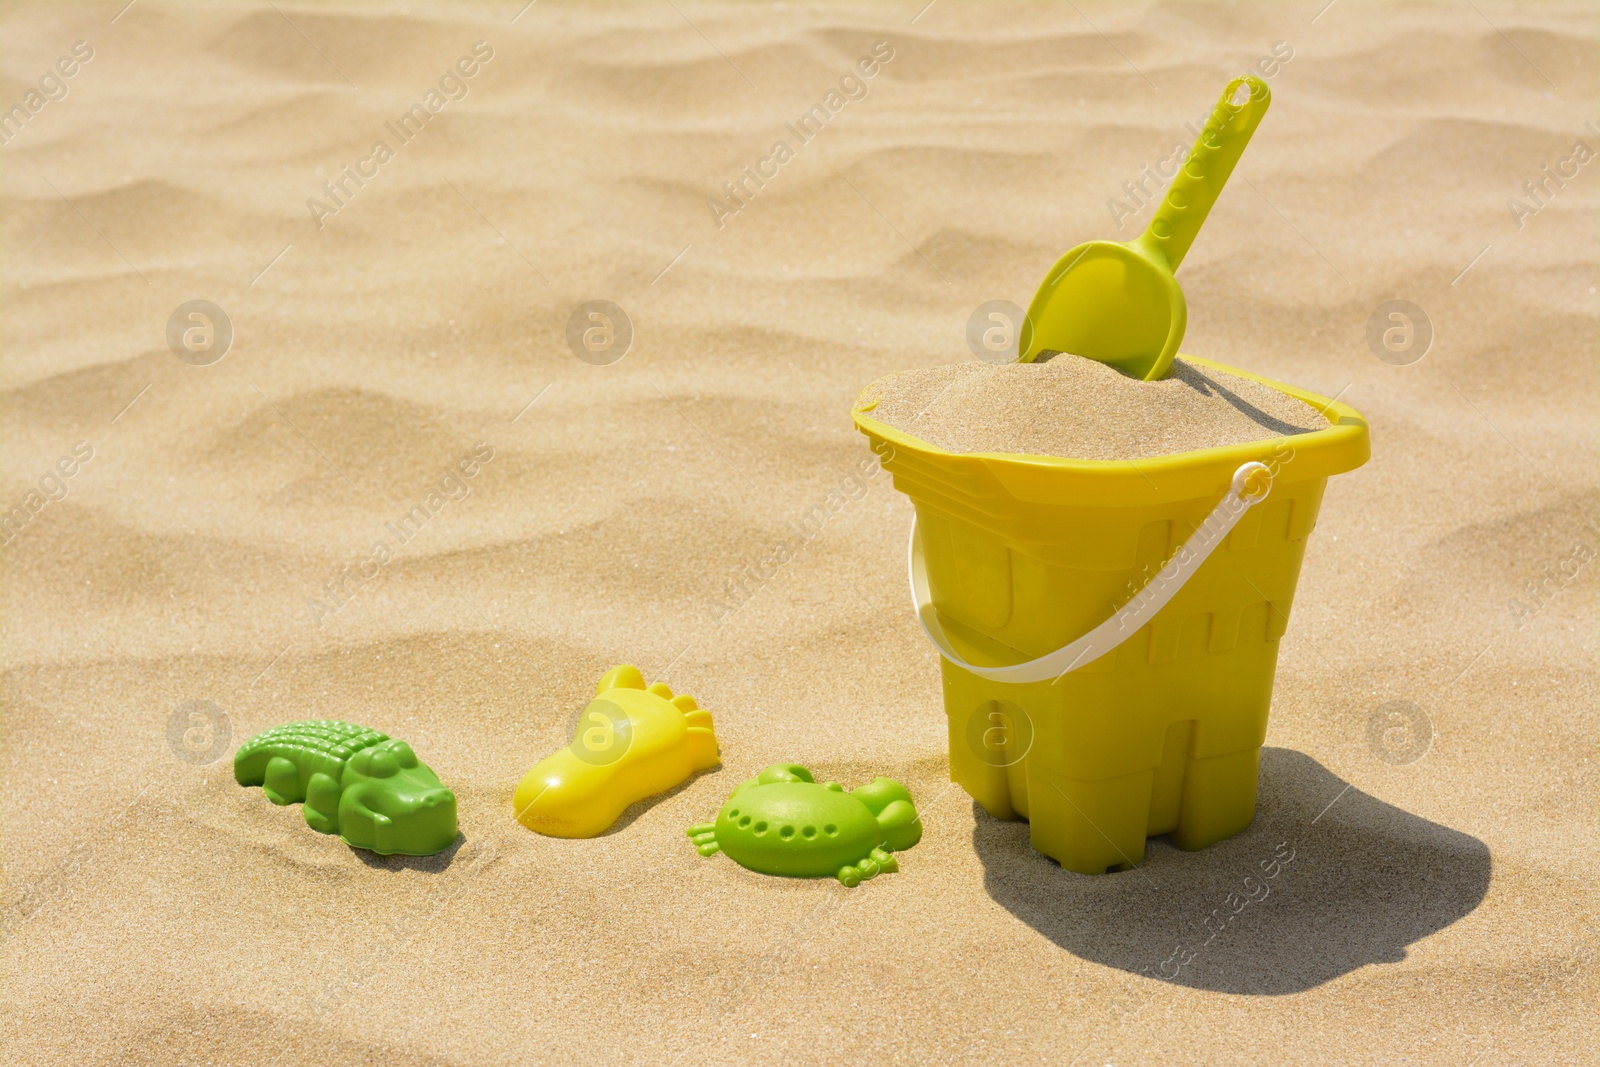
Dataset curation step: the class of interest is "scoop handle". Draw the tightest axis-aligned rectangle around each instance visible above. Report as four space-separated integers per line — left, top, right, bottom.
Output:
1140 75 1271 272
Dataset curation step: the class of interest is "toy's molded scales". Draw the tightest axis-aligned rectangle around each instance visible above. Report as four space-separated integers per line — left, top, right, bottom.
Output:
689 764 922 886
234 720 458 856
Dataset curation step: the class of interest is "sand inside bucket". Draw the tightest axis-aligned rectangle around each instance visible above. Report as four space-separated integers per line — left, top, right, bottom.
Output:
859 355 1330 461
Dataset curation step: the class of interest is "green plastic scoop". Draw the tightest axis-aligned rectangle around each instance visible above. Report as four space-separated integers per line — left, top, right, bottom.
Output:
1020 74 1272 380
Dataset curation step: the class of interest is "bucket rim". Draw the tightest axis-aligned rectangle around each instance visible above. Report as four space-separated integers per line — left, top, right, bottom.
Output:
852 354 1368 503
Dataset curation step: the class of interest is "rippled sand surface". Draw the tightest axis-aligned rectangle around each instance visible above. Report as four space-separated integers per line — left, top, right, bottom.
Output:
2 2 1596 1064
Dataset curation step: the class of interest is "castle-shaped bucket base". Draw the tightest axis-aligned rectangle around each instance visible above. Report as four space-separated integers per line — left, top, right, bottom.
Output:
942 601 1287 874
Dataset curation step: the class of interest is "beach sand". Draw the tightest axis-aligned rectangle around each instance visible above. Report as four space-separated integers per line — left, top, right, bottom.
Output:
2 2 1596 1064
859 355 1330 459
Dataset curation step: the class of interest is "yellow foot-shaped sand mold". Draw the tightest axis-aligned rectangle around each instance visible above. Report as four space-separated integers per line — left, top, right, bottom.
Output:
513 665 719 838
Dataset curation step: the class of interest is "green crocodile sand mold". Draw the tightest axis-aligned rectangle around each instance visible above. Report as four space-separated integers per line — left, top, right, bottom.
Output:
688 763 921 886
234 721 458 856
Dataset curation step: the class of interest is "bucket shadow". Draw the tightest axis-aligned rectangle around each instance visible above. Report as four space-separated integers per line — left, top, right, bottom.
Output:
972 748 1490 995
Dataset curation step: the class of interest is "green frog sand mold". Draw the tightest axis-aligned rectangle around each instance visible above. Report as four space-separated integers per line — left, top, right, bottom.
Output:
688 763 922 886
234 721 458 856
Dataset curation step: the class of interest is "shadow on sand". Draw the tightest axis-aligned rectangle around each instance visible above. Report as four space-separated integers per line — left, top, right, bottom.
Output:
355 833 467 872
973 747 1490 994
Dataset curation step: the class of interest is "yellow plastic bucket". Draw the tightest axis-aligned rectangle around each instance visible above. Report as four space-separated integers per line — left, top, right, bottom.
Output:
853 356 1369 874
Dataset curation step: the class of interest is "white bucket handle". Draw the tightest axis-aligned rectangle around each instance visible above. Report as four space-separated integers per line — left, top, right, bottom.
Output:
909 461 1272 685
